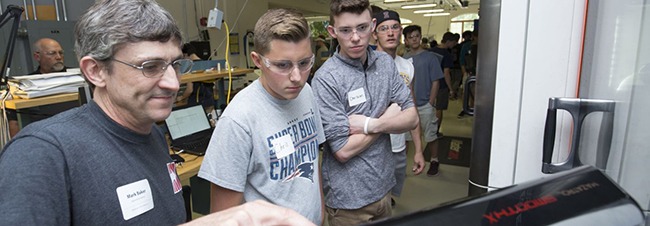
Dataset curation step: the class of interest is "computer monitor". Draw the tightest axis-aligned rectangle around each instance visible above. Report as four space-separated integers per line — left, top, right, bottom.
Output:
189 41 211 61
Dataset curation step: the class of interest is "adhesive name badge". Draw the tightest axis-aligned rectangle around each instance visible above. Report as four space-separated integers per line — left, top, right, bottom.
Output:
348 88 366 107
272 135 295 159
116 179 154 221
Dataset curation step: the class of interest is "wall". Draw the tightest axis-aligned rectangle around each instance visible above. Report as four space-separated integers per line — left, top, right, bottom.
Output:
0 0 267 70
488 0 584 188
160 0 267 69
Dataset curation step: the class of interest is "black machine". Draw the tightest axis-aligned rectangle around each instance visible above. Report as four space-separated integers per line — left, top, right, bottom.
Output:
367 165 643 226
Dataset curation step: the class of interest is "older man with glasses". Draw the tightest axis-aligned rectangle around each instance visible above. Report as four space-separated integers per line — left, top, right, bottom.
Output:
30 38 68 75
0 0 194 224
311 0 418 225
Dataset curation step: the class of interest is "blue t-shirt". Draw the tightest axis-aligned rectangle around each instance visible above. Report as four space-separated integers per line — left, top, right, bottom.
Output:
405 50 444 106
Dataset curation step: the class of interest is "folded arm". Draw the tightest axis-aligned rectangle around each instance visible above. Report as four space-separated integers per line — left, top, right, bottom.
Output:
210 184 244 213
336 104 418 163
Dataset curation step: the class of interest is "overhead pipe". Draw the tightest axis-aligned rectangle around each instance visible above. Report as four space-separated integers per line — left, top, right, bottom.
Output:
53 0 60 21
30 0 36 20
61 0 68 21
22 0 28 20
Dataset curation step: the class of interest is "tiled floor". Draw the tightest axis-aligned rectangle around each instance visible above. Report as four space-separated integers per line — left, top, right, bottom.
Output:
392 97 474 216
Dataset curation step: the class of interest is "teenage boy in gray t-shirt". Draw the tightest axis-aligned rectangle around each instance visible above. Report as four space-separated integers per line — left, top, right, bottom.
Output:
198 8 326 225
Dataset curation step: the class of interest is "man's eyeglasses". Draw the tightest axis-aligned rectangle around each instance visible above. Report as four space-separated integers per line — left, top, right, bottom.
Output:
259 54 315 75
112 58 194 78
407 34 422 40
376 24 402 34
38 51 64 56
334 22 373 38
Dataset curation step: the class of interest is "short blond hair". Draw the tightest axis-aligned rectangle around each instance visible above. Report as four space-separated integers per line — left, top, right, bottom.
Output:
253 8 310 55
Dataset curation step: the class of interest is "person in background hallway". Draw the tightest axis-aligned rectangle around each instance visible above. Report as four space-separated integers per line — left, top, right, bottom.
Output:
402 25 445 177
459 30 479 118
458 30 474 118
449 33 463 100
312 0 419 225
0 1 314 225
429 32 459 135
198 8 325 225
372 9 426 207
429 39 438 50
30 38 68 75
458 30 473 81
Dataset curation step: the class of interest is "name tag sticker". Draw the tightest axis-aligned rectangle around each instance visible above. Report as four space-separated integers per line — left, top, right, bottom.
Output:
348 88 366 107
272 135 295 159
116 179 154 220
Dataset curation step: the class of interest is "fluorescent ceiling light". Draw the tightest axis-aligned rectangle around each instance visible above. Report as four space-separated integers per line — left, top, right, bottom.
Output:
401 3 437 9
400 18 412 24
414 9 445 14
423 12 451 17
384 0 408 3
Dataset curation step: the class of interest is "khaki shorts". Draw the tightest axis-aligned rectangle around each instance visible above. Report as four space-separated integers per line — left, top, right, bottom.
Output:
406 103 440 143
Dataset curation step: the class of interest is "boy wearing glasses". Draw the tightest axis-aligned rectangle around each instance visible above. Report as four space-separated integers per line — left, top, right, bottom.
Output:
311 0 418 225
198 8 325 225
372 10 426 206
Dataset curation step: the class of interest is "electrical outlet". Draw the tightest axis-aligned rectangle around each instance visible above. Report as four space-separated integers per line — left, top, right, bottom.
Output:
207 8 223 29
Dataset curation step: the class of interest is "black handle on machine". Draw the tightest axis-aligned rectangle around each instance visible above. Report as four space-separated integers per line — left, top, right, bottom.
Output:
541 98 616 174
542 108 557 164
462 75 476 116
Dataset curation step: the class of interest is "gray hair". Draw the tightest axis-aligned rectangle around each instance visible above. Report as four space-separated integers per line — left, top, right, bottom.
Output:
74 0 182 62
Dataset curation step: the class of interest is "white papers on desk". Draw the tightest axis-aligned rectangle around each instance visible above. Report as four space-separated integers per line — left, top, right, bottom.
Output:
9 71 85 99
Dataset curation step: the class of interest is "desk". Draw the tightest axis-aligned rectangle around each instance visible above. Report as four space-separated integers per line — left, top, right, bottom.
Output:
4 93 78 110
175 153 204 181
181 68 253 83
183 68 254 107
3 68 254 111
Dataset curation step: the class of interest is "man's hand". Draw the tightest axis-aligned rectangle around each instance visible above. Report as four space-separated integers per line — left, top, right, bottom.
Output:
348 114 368 135
412 151 425 175
181 200 315 226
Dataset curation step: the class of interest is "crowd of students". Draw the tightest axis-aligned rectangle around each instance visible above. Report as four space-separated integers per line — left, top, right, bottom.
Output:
0 0 476 225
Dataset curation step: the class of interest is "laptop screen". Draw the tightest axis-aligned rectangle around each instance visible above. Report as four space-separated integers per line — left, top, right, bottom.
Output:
165 105 211 140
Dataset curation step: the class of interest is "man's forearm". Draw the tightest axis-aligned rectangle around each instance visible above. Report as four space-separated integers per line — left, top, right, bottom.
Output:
369 107 418 134
332 133 379 163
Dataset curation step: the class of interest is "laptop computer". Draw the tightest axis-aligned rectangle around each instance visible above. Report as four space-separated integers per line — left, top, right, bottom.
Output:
165 104 213 156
